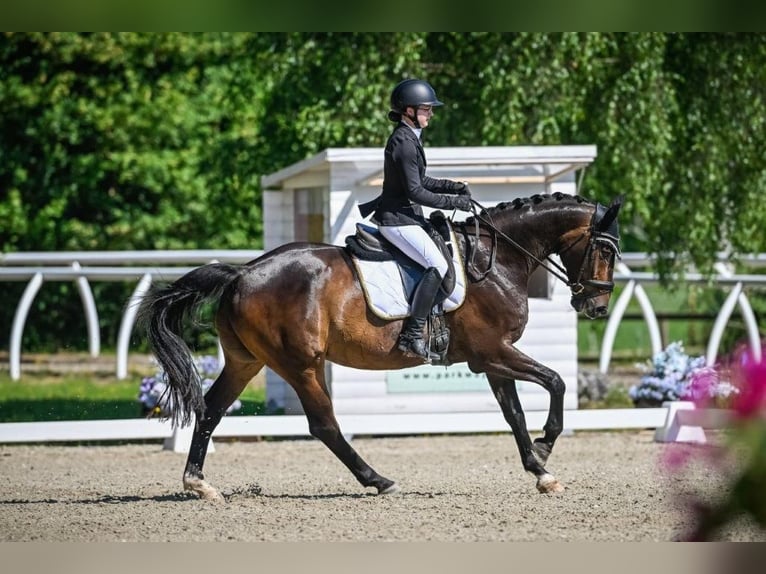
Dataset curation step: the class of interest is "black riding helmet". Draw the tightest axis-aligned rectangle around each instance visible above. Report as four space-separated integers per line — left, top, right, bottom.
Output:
388 79 444 126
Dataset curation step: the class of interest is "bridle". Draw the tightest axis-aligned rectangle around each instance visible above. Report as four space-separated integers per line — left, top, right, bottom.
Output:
564 226 621 304
463 199 620 301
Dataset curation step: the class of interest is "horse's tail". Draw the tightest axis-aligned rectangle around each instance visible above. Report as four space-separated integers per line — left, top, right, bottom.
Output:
136 263 242 427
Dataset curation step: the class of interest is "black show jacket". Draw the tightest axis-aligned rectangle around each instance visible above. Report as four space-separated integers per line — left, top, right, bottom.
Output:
368 123 461 226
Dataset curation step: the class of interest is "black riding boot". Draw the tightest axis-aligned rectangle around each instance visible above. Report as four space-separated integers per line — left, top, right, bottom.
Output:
398 267 443 360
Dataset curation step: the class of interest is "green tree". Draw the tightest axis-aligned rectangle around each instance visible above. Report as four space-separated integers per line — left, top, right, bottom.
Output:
1 33 265 252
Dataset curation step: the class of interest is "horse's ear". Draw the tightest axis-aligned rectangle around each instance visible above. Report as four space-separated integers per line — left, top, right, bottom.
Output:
597 195 623 233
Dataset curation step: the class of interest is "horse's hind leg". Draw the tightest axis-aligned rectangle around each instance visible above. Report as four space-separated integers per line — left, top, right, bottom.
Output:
487 374 565 494
288 359 399 495
183 355 264 501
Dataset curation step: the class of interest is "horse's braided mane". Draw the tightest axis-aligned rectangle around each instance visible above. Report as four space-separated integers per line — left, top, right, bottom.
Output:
464 192 592 226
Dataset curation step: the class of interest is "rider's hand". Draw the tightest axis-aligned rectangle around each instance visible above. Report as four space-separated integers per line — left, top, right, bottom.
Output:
450 195 473 212
457 182 472 197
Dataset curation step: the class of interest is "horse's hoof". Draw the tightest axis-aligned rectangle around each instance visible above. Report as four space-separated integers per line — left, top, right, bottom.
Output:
199 488 225 502
378 482 401 495
536 473 565 494
184 476 225 502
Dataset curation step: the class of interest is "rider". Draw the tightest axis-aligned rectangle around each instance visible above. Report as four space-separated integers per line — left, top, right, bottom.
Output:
363 78 473 361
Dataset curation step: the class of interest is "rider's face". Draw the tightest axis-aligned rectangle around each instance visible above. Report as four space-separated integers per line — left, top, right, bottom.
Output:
415 105 433 128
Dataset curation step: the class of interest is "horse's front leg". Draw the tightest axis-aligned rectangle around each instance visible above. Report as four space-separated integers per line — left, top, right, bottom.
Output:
504 347 565 465
479 347 566 493
487 374 564 493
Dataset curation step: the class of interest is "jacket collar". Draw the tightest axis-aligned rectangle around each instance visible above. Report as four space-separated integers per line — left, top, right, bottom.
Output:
398 122 422 144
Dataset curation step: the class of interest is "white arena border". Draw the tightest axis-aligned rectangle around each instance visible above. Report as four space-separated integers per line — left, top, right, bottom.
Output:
0 408 674 450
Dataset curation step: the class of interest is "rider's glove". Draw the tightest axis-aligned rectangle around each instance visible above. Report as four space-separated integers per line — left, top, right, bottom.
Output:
450 195 473 212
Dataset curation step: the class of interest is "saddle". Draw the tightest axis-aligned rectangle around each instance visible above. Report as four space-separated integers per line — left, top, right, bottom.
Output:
344 212 460 365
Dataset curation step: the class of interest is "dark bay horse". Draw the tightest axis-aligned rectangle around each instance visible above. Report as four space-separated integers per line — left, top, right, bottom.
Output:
138 192 622 500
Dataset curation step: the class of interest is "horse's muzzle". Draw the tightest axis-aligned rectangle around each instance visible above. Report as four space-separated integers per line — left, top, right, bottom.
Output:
571 297 609 319
586 305 609 319
571 279 614 317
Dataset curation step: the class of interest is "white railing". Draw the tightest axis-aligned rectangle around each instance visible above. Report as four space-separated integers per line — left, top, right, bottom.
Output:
0 405 720 448
0 250 263 380
0 408 673 450
2 250 765 380
599 253 766 373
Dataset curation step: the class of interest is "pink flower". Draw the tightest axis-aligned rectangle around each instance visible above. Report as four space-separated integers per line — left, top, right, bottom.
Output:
684 366 720 408
732 357 766 419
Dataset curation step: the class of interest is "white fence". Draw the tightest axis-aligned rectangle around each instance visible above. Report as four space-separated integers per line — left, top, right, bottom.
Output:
599 253 766 373
0 250 263 380
0 404 728 449
0 408 673 450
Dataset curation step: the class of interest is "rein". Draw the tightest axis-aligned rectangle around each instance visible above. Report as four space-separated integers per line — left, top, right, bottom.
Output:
463 199 617 297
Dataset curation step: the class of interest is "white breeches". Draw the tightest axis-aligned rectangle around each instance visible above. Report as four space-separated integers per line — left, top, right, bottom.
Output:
378 225 449 278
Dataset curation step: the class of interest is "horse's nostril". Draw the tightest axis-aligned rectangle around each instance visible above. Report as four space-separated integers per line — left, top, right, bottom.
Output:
595 306 608 317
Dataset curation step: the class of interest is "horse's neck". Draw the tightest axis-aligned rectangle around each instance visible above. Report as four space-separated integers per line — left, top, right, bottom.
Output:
494 202 592 260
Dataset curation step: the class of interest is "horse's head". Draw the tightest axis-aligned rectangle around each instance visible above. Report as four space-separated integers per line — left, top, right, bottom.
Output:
558 196 622 319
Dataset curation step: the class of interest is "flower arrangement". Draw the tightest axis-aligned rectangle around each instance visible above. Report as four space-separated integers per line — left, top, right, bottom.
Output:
629 341 739 407
629 341 708 406
137 354 241 417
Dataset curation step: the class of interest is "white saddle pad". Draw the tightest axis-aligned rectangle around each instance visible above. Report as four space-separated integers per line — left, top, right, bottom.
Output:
351 228 467 320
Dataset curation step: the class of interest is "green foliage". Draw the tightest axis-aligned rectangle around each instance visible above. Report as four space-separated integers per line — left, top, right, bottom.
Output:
0 33 266 252
2 33 765 350
648 34 766 277
580 386 634 410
